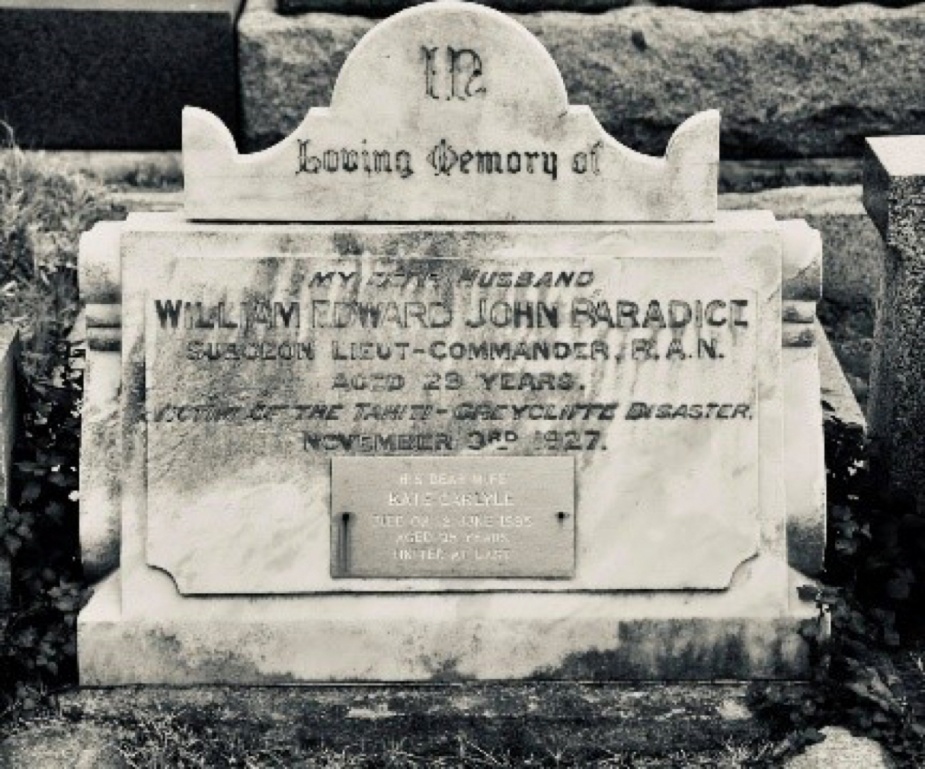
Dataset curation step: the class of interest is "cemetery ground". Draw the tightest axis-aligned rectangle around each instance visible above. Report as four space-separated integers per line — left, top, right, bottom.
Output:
0 142 923 767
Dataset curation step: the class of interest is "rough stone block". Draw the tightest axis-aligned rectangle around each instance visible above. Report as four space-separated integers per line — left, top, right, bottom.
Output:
784 726 895 768
722 186 882 309
277 0 919 14
0 0 242 150
863 136 925 498
239 0 925 159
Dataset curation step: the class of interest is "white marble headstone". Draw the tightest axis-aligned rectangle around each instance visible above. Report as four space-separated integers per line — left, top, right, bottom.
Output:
77 0 823 686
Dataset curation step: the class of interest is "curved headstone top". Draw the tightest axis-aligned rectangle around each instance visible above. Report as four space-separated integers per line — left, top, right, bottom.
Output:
183 1 719 222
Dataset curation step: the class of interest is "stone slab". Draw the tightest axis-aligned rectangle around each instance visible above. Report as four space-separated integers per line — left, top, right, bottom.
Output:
0 0 241 150
784 726 895 769
76 211 826 683
239 1 925 160
110 184 880 308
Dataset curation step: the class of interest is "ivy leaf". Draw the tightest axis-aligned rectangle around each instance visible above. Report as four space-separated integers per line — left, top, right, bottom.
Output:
20 480 42 503
886 576 911 601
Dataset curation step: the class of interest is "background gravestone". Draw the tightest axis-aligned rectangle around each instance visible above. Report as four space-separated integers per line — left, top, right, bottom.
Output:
863 136 925 498
77 1 825 684
0 0 242 149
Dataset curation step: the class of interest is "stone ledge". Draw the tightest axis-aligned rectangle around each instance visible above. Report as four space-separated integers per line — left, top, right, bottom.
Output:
109 184 880 309
78 557 818 684
239 0 925 159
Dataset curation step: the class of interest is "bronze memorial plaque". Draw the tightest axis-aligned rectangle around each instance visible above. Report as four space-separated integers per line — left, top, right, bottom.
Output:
331 456 575 578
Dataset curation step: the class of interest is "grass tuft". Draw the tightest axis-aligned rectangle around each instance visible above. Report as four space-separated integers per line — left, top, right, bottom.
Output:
0 123 124 374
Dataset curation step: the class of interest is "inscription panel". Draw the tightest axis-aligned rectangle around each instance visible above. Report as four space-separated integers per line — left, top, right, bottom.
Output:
136 224 775 595
331 456 574 578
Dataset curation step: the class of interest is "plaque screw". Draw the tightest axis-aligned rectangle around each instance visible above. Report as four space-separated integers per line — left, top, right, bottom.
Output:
556 511 570 521
338 512 353 575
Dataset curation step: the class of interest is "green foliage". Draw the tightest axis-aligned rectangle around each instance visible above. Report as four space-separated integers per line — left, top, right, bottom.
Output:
749 412 925 767
0 131 123 720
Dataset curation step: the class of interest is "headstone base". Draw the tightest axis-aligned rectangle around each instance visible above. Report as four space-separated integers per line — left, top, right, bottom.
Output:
79 555 818 684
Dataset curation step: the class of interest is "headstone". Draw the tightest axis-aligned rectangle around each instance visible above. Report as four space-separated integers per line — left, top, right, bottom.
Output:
863 136 925 498
78 1 825 684
0 327 20 613
0 0 241 150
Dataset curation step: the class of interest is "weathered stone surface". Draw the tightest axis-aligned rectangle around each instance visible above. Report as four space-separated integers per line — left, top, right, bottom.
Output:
783 331 825 576
78 223 123 581
77 209 824 682
113 183 880 308
239 1 925 159
784 726 894 768
119 213 779 595
863 136 925 498
0 0 241 150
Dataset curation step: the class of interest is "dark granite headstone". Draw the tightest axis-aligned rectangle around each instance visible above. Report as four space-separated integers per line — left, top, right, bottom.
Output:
0 0 241 150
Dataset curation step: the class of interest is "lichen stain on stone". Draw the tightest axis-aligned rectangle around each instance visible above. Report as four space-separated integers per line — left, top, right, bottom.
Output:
123 345 148 452
333 232 365 257
379 230 509 263
529 620 808 681
419 652 468 683
144 626 305 685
